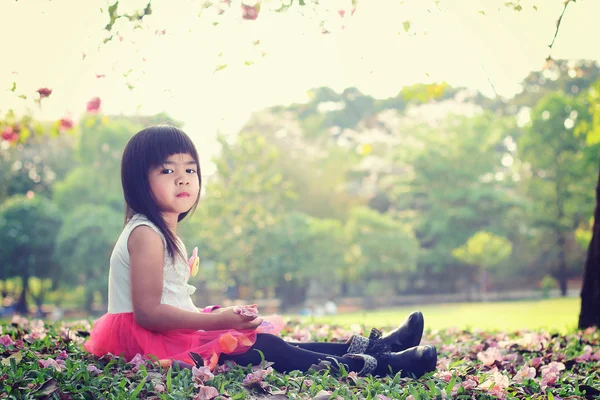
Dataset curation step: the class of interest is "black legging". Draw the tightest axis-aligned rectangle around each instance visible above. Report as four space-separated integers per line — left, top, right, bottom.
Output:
219 334 363 373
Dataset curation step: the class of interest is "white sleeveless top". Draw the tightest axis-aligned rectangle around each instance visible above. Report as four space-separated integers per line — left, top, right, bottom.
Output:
107 214 199 314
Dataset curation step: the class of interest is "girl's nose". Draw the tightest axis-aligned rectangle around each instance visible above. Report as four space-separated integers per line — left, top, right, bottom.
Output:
177 176 189 185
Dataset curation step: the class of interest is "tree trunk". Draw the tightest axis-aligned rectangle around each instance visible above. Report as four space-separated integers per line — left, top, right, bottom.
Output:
557 234 568 296
555 166 568 297
15 273 29 315
578 164 600 329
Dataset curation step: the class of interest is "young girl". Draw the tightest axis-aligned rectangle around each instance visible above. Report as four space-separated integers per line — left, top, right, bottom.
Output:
84 125 437 377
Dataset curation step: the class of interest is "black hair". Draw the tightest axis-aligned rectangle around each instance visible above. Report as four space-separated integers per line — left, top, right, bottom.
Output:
121 125 201 262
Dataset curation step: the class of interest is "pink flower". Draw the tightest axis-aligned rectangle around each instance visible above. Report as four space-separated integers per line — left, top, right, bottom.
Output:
154 383 165 392
56 350 68 360
37 87 52 98
530 357 543 368
87 365 103 374
38 358 66 372
434 371 453 382
461 378 478 390
60 327 84 344
216 362 234 374
127 353 147 371
437 356 451 370
192 366 214 387
241 4 258 20
1 127 19 143
11 315 25 326
188 247 199 277
243 367 273 385
234 304 259 318
303 379 313 388
194 385 219 400
0 335 15 347
541 361 565 377
513 364 536 383
576 345 593 362
59 117 74 132
478 371 509 399
540 373 559 390
477 347 503 367
86 97 101 113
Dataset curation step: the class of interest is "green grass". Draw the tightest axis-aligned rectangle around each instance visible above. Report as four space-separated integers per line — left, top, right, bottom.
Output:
303 297 581 333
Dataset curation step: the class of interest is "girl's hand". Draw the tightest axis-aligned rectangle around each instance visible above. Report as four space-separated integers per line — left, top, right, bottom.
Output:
215 307 263 330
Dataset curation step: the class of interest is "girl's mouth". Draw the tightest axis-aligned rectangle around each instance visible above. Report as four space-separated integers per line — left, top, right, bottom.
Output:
177 192 190 198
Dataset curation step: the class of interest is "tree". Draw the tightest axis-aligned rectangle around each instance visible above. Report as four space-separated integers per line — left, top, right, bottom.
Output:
182 132 296 298
251 212 345 310
0 195 62 314
452 231 513 301
392 113 522 292
51 116 140 311
519 92 596 295
345 206 419 297
577 79 600 329
54 205 122 313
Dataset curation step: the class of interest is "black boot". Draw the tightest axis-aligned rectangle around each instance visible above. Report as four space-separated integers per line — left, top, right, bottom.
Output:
380 311 424 353
347 345 437 378
346 311 424 355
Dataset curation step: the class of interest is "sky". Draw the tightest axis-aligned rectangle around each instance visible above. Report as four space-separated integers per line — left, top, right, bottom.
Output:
2 0 600 166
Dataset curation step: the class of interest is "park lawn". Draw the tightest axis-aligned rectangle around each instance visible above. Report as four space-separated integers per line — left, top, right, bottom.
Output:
2 298 599 399
304 297 581 333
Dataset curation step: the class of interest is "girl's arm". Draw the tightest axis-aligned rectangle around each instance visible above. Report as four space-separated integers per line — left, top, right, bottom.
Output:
128 226 262 333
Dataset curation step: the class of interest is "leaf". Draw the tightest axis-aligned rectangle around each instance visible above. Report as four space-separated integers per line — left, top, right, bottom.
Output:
10 82 16 92
533 5 538 10
166 365 172 392
1 351 22 366
129 377 147 399
31 378 59 397
214 64 228 72
402 20 411 32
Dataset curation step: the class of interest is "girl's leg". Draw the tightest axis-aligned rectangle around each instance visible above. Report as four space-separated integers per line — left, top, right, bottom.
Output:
286 341 349 356
219 334 362 374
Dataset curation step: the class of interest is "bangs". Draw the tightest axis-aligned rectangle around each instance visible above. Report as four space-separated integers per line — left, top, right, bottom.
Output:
144 125 199 167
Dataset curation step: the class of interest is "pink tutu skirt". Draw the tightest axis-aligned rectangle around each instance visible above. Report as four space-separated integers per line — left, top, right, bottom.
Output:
84 312 284 370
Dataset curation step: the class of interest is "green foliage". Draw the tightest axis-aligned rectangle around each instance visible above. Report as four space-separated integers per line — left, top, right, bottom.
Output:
252 212 345 289
345 207 419 278
0 195 62 311
0 195 62 280
518 91 597 280
53 116 136 213
55 205 122 287
540 274 558 298
452 231 512 269
400 82 455 104
394 113 522 276
183 132 296 291
512 59 600 107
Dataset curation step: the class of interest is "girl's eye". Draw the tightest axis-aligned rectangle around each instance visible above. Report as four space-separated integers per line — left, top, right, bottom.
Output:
161 168 174 174
186 168 196 174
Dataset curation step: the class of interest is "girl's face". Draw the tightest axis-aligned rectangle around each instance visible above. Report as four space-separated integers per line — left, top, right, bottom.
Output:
148 153 200 218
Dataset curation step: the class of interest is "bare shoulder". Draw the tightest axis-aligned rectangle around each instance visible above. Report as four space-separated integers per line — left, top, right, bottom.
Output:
128 225 163 256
